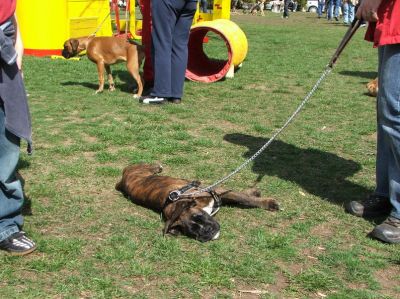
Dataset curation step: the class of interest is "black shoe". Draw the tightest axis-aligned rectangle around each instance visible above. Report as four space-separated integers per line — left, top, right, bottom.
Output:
334 16 339 21
168 98 181 104
139 96 167 105
345 194 392 217
369 216 400 244
0 231 36 256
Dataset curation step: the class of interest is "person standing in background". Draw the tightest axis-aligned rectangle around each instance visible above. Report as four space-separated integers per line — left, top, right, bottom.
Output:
317 0 325 18
283 0 290 18
139 0 198 104
200 0 208 12
327 0 342 21
342 0 357 25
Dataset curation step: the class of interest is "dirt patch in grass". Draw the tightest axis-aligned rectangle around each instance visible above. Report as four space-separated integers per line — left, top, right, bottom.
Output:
309 220 339 239
374 265 400 298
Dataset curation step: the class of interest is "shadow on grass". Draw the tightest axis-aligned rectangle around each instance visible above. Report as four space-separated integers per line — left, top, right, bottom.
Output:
224 133 372 205
113 70 140 93
61 77 138 94
339 70 378 80
61 81 99 91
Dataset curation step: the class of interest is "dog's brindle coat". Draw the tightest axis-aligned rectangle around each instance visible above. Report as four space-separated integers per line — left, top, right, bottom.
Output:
116 164 279 242
62 36 145 97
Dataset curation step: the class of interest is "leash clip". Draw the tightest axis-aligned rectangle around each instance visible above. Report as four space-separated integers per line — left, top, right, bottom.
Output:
168 190 182 202
167 181 201 202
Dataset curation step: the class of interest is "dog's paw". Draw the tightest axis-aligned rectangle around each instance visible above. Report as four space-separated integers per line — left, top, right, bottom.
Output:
152 164 163 174
95 89 104 94
261 198 280 211
109 85 116 92
133 94 140 99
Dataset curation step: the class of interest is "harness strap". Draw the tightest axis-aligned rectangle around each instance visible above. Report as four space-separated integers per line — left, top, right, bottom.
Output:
168 181 201 202
208 189 221 216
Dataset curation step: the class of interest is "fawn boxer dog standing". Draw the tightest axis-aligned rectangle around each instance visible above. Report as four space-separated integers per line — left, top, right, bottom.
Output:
115 163 279 242
62 36 145 97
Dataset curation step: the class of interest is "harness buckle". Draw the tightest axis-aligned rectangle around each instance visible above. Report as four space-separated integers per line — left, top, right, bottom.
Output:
168 190 181 202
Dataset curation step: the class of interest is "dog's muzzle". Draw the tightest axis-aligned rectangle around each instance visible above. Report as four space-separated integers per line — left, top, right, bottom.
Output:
62 49 71 59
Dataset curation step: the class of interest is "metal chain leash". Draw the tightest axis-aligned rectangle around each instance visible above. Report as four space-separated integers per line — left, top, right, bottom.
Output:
185 66 333 197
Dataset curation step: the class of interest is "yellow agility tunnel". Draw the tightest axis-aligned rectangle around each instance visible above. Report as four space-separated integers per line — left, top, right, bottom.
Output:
16 0 112 56
186 19 248 83
15 0 248 82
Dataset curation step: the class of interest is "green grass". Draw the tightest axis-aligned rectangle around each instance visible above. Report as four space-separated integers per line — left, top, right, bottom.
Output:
1 12 399 298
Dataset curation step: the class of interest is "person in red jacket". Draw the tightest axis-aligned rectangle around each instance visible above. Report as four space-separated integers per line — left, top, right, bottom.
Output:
346 0 400 244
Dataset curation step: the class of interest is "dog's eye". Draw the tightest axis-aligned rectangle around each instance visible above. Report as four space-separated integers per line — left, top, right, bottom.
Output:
192 214 203 220
192 214 204 222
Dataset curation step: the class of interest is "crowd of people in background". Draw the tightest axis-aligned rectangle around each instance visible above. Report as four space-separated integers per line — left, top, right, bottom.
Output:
231 0 362 26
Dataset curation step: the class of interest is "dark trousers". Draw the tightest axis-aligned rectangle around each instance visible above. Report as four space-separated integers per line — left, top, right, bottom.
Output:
283 0 290 17
151 0 197 99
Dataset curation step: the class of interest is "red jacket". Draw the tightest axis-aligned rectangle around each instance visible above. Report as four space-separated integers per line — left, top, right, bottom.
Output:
0 0 16 24
366 0 400 47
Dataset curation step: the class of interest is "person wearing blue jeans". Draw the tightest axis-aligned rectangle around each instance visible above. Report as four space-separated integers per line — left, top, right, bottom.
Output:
346 0 400 244
342 0 356 25
317 0 325 18
139 0 197 105
200 0 208 12
0 1 36 255
327 0 341 21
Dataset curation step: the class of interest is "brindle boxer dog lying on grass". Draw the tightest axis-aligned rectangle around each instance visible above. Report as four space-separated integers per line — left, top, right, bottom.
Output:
116 163 279 242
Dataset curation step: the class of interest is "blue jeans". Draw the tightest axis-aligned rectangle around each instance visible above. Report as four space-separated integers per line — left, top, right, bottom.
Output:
327 0 341 19
342 2 354 24
376 44 400 219
0 105 23 242
317 0 325 17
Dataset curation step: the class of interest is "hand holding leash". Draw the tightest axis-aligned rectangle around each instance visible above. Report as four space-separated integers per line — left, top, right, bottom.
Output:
356 0 382 22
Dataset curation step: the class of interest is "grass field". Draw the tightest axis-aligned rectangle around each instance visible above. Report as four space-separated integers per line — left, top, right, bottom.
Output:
1 12 399 298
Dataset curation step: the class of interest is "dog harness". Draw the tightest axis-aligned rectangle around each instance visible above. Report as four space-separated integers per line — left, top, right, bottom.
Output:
165 181 221 216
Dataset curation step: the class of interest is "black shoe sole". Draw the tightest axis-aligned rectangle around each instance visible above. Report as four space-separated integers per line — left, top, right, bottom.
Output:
369 230 400 244
2 245 37 256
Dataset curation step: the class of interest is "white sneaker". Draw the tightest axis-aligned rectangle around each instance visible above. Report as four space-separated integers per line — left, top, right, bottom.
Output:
139 96 167 105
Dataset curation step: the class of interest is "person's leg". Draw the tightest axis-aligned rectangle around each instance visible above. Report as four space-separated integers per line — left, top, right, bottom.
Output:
375 46 390 198
370 44 400 243
345 47 392 218
327 0 333 19
0 105 23 242
170 0 197 100
283 0 289 17
0 105 36 255
201 0 208 12
348 3 355 23
342 2 349 24
334 0 341 20
150 0 176 98
317 1 323 17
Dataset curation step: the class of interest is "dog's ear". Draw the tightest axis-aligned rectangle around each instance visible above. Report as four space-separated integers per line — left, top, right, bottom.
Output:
70 39 79 52
163 199 196 236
